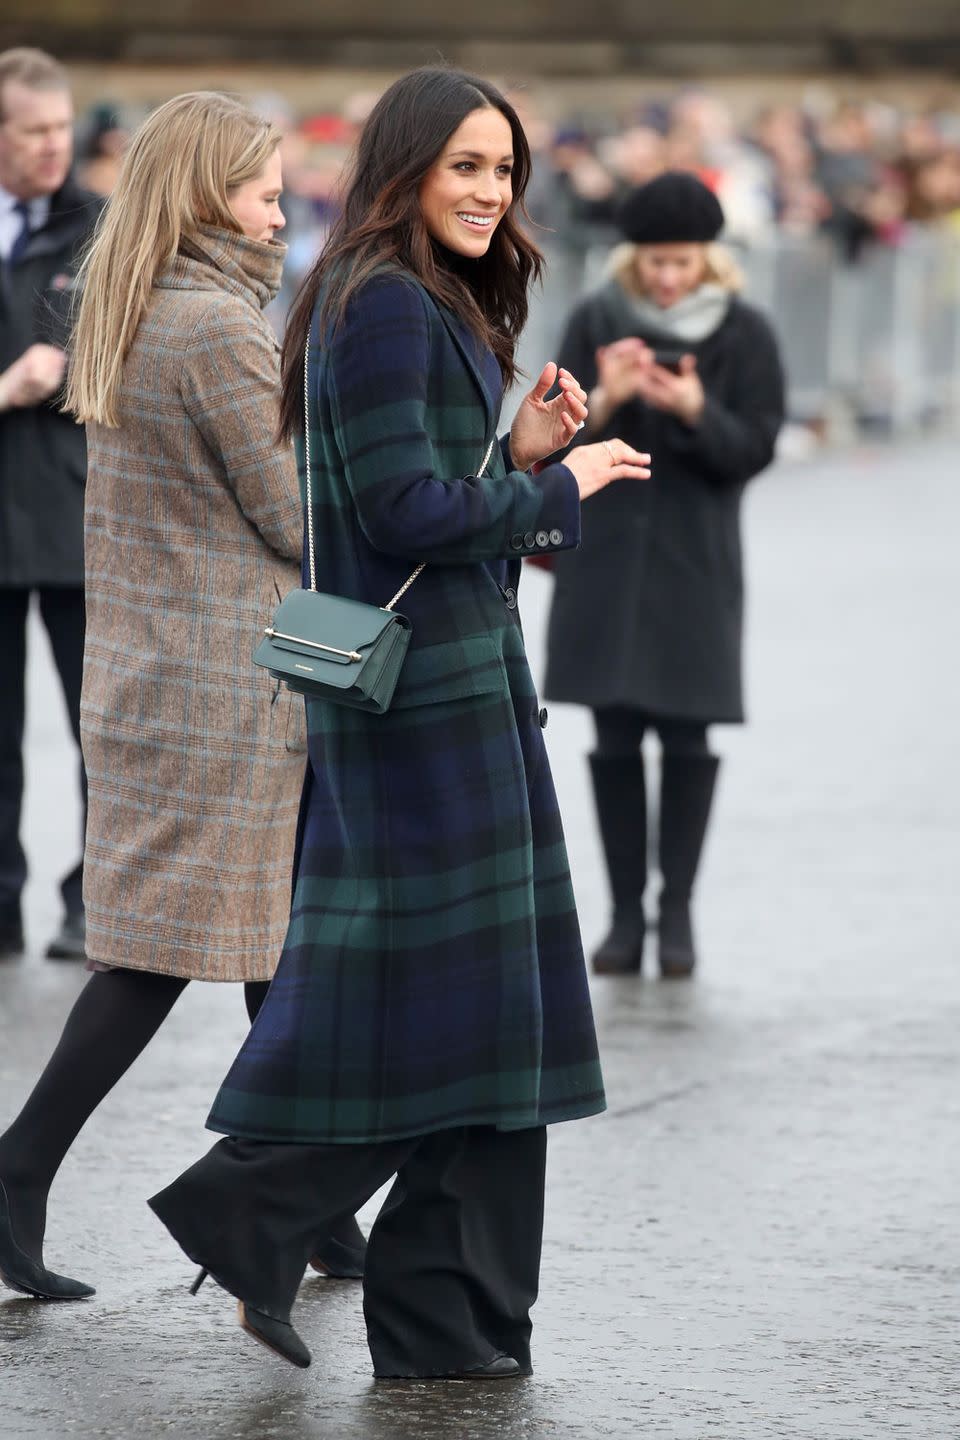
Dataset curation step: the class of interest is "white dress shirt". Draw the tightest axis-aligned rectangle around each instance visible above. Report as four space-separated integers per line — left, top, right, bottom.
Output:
0 185 51 261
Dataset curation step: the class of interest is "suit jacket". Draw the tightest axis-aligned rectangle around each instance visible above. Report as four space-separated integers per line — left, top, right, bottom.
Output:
0 176 102 586
81 227 305 981
208 269 606 1143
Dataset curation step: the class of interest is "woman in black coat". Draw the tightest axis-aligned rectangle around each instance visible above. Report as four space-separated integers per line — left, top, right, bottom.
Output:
545 171 785 979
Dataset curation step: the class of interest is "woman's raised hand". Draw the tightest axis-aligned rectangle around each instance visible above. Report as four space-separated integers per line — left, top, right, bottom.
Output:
509 362 589 471
563 438 651 501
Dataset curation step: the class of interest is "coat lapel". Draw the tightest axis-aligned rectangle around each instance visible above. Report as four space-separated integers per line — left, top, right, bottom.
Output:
433 300 495 435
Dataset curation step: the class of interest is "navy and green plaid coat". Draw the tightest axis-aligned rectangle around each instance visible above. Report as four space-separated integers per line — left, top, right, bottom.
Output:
207 269 606 1143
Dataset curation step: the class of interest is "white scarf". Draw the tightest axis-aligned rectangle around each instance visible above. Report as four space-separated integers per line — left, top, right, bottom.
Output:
625 282 731 344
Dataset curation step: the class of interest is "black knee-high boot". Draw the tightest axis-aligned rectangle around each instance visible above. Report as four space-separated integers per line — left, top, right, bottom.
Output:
658 753 720 978
589 752 647 975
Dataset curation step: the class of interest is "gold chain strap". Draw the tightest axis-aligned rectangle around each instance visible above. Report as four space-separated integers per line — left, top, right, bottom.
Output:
303 336 496 610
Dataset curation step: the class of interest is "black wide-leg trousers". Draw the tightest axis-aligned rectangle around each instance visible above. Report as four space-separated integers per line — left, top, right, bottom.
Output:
149 1124 546 1377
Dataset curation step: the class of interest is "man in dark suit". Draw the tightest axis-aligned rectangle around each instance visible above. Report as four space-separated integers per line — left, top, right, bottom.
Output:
0 49 102 960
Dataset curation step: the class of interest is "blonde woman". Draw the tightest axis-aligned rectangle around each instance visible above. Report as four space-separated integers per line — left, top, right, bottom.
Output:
0 92 364 1302
545 171 786 980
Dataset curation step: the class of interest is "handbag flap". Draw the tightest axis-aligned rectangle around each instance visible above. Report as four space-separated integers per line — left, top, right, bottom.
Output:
265 588 409 666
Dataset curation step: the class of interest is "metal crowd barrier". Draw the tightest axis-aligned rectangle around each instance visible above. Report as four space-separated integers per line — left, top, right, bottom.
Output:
519 230 960 436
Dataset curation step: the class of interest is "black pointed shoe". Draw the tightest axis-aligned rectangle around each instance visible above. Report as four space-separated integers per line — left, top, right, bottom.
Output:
308 1213 366 1279
0 1180 95 1300
237 1300 311 1368
188 1270 311 1369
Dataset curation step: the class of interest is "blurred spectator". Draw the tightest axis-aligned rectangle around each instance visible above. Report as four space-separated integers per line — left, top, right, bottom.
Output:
57 79 960 288
814 101 903 258
751 105 830 235
75 103 129 196
0 48 102 962
543 171 785 979
902 148 960 222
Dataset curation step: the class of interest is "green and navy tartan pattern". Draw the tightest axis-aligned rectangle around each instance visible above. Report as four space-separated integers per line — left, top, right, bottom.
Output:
207 271 605 1142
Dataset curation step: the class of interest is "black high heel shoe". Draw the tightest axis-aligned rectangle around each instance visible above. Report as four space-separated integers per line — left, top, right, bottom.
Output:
308 1213 367 1279
190 1269 311 1368
0 1179 95 1301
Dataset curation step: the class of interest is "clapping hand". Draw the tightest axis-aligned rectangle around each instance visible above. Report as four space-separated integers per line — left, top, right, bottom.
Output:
509 362 589 471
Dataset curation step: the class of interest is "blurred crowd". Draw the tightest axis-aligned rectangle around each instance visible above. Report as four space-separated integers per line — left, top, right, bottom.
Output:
76 83 960 295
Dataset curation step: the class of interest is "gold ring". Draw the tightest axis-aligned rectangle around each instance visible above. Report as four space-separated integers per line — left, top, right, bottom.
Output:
602 440 616 466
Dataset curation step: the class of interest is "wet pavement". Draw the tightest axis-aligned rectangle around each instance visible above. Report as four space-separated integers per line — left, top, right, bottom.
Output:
2 434 959 1439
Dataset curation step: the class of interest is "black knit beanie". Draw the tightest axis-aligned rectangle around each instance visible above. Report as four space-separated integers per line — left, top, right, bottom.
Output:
617 171 725 244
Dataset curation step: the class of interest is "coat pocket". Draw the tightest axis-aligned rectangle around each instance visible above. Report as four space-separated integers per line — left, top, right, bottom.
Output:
389 634 505 710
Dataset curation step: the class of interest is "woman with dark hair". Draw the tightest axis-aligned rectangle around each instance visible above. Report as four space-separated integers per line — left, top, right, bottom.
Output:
149 66 650 1380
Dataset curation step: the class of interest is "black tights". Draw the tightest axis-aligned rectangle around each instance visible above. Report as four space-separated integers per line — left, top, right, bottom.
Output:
0 968 270 1262
594 707 709 759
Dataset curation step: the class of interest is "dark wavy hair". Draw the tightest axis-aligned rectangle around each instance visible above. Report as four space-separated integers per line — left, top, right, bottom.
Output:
279 66 543 439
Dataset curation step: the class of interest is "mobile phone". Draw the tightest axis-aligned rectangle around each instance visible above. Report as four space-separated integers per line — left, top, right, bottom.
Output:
652 349 685 374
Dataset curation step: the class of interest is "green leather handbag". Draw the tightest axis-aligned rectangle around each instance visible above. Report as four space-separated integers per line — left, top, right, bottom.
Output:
253 584 414 712
253 340 492 714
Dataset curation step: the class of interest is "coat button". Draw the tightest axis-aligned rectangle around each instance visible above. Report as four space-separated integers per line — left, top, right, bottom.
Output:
535 530 550 548
504 587 518 610
523 531 536 549
538 706 549 729
549 528 563 545
510 533 524 551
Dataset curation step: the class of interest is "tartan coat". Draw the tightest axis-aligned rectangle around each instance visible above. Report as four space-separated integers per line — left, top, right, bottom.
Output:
207 269 606 1142
81 227 306 981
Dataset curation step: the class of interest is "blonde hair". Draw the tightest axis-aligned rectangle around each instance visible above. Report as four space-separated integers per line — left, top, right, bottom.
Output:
67 91 280 427
608 240 744 296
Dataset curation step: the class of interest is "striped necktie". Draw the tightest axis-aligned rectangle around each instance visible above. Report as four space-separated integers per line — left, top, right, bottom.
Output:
8 200 32 264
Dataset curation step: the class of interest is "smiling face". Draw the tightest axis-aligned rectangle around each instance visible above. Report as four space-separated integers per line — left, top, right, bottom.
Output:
228 147 285 242
634 242 708 308
418 106 514 259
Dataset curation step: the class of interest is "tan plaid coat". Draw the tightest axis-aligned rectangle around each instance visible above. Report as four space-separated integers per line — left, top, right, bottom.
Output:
81 227 305 980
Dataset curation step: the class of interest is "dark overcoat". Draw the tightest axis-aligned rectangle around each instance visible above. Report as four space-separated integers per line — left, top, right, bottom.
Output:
208 270 606 1144
0 176 102 586
544 280 785 723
